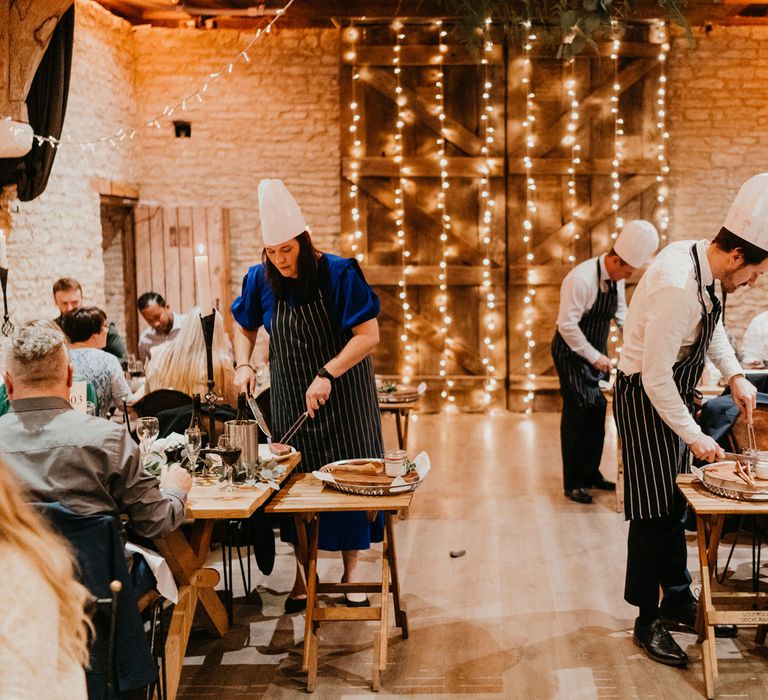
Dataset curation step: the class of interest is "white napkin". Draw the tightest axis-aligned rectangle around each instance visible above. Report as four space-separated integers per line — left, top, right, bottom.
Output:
152 432 186 452
391 451 430 491
125 542 179 603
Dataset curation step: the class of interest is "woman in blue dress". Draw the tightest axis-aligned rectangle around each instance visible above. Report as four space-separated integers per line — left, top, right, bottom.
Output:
231 179 384 611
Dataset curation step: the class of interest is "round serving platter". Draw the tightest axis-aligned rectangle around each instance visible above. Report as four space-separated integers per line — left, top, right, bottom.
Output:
691 461 768 501
377 387 420 404
318 458 424 496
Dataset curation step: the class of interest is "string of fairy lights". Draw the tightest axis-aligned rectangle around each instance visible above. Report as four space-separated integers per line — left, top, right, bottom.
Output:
610 21 624 241
12 0 296 149
656 23 671 242
435 21 455 406
521 20 538 413
346 27 365 263
479 16 498 406
392 22 416 385
564 59 581 265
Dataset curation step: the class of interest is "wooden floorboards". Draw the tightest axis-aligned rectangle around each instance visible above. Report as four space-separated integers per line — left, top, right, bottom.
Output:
177 412 768 699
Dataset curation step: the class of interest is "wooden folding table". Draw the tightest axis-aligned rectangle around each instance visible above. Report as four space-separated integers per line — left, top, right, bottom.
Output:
676 474 768 699
266 473 414 692
153 452 299 700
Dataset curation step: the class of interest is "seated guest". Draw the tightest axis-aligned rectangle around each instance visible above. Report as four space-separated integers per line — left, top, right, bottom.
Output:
61 307 133 418
144 307 238 407
742 310 768 367
137 292 186 363
53 277 126 362
0 321 192 696
0 320 191 546
0 459 92 699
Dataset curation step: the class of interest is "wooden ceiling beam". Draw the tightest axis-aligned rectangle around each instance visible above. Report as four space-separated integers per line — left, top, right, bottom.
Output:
95 1 763 28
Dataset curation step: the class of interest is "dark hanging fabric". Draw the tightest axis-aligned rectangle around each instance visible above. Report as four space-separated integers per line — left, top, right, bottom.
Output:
0 5 74 201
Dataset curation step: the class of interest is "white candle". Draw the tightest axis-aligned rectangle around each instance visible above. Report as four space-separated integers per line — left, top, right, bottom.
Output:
0 229 8 269
194 245 213 313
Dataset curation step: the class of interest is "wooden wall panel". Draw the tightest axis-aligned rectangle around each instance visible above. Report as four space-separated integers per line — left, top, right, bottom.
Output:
133 206 232 342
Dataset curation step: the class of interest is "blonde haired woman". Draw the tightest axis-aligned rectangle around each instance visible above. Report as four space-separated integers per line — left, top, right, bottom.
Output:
0 461 92 699
144 307 237 406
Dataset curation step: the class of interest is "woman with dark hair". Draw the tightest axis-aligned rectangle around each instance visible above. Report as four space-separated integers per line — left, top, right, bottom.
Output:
61 307 132 418
232 179 383 611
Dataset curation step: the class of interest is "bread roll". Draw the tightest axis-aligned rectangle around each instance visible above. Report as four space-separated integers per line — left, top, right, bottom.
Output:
330 461 383 475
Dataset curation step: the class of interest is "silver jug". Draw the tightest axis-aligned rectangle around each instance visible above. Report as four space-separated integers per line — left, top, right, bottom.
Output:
225 419 260 471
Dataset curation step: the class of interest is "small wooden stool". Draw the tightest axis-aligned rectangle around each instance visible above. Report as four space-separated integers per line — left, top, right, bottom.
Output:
266 474 414 692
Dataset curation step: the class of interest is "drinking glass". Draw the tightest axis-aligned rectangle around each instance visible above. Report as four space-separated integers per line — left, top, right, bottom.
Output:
217 434 242 493
184 428 203 481
136 417 159 468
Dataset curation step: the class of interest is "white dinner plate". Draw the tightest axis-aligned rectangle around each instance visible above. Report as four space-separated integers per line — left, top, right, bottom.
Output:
258 443 296 462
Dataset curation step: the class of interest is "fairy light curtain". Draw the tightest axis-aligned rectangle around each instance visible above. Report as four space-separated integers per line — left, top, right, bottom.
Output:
341 20 673 413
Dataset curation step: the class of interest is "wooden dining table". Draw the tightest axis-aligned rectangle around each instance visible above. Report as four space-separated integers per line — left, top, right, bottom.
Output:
152 452 300 700
676 474 768 699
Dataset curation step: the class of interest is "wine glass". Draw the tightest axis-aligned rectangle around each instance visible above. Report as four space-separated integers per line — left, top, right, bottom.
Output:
136 416 159 468
217 434 242 494
184 428 203 481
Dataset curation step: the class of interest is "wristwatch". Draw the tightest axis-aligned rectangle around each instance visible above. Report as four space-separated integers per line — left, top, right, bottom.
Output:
316 366 335 383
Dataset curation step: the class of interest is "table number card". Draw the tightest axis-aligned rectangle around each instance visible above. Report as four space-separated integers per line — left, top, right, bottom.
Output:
69 381 88 412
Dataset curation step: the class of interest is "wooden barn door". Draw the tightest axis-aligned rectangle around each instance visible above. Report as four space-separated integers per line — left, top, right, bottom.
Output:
340 24 507 412
133 206 232 342
340 23 666 412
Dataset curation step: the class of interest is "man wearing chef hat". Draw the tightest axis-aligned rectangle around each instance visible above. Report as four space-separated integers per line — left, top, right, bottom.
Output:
615 174 768 668
552 220 659 505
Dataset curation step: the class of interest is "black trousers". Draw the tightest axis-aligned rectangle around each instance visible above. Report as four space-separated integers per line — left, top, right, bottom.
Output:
560 392 606 490
625 493 693 610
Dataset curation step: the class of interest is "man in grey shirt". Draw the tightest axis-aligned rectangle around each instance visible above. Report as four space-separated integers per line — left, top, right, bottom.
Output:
0 320 191 542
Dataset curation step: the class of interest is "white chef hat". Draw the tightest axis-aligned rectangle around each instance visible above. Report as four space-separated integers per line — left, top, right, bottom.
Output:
614 219 659 267
258 179 309 246
723 173 768 251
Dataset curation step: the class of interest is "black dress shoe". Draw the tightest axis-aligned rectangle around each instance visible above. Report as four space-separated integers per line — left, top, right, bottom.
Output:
591 477 616 491
284 596 307 614
660 598 738 638
564 488 593 504
633 618 689 667
344 595 370 608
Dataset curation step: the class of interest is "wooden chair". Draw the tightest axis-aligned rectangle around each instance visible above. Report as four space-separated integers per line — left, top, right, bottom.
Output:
33 503 159 697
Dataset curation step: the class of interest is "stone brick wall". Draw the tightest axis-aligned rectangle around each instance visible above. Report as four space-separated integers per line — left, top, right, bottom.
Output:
668 25 768 351
3 0 138 326
3 1 339 351
132 24 341 300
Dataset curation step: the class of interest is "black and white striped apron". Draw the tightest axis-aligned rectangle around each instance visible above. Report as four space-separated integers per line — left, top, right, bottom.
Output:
614 243 720 520
269 292 384 472
551 258 618 408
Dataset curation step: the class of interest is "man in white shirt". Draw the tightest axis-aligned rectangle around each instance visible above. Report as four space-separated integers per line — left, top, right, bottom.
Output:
552 220 659 504
137 292 186 362
615 173 768 668
741 310 768 366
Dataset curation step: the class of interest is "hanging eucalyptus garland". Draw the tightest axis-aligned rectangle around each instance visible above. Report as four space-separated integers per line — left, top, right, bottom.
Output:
439 0 690 58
